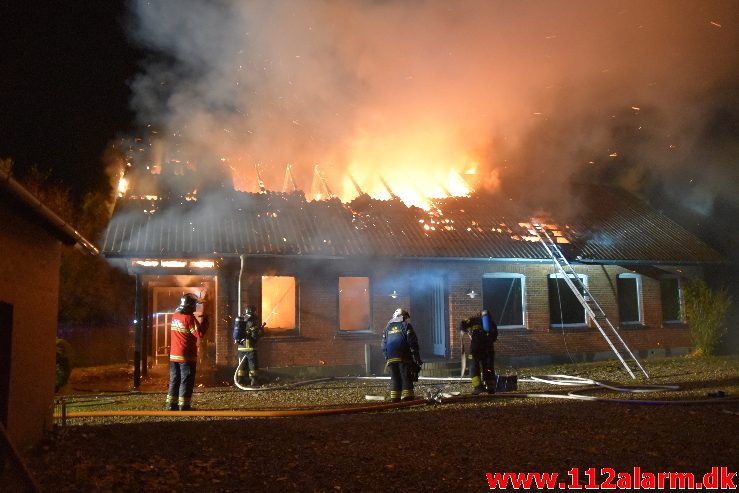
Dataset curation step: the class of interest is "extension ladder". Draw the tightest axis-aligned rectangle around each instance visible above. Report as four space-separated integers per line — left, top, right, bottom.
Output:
530 222 649 379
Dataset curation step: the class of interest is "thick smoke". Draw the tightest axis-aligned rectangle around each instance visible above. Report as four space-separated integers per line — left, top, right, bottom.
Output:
125 0 738 219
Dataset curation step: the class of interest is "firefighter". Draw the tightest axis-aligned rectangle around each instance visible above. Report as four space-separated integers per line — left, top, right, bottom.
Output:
460 309 498 394
382 308 422 402
233 305 265 387
165 293 207 411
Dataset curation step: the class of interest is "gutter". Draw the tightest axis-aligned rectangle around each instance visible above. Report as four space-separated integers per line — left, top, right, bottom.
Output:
0 168 99 255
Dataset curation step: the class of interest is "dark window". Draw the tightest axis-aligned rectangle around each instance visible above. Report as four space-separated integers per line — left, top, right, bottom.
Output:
617 275 641 324
548 276 586 326
482 276 524 327
660 278 682 322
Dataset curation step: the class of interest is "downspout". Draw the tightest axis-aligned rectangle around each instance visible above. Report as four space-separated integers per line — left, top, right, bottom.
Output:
133 274 142 389
238 254 245 315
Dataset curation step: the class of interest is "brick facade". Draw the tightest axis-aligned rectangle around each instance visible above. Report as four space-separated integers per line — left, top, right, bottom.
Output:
187 256 696 373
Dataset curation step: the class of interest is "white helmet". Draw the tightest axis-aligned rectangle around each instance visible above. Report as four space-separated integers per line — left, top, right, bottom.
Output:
393 308 410 320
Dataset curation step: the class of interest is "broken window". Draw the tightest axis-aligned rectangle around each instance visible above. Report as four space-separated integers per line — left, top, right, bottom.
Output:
617 273 642 326
482 274 525 328
262 276 297 333
660 277 683 324
548 273 587 327
339 277 370 331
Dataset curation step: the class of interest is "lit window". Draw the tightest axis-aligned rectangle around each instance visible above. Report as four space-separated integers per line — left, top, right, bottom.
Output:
339 277 370 331
261 276 296 333
161 260 187 268
482 274 526 329
660 277 683 324
189 260 215 269
617 273 643 325
548 273 587 328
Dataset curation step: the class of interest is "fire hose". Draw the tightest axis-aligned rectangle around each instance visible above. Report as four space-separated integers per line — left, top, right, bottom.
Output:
54 373 737 420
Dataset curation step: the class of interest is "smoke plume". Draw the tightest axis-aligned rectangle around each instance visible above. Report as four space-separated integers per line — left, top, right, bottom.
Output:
125 0 738 216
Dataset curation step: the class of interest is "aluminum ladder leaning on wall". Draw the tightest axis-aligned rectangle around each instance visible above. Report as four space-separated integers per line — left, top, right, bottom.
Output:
530 222 649 379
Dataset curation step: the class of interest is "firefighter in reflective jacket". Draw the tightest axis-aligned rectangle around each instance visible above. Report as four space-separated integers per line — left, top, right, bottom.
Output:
233 305 264 387
166 293 207 411
382 308 422 402
460 309 498 394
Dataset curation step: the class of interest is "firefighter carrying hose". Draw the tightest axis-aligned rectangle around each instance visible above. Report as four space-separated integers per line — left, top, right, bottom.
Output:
233 305 265 387
460 309 498 394
382 308 422 402
165 293 207 411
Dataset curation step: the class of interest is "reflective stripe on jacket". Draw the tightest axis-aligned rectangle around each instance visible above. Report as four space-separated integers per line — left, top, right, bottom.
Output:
170 313 203 363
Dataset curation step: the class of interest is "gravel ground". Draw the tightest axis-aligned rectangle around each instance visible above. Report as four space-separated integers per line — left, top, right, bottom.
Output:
16 356 739 492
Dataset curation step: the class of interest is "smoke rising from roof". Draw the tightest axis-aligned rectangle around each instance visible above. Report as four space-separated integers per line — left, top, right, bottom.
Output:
125 1 738 220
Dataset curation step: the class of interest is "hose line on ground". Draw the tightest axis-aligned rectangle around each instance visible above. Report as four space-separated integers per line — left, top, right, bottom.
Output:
56 373 735 420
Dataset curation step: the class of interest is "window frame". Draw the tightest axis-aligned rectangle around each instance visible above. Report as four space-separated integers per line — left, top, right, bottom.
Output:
660 276 684 325
548 272 588 329
617 273 644 327
260 275 300 337
481 273 527 330
337 275 372 333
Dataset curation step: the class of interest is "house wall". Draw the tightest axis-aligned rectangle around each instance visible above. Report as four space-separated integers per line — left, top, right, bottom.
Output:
213 256 693 373
0 211 61 450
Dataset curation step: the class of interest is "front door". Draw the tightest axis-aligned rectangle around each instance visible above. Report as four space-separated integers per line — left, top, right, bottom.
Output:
410 275 448 358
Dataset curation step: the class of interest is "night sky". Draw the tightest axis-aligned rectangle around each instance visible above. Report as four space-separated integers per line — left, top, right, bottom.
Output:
0 1 138 198
1 1 737 262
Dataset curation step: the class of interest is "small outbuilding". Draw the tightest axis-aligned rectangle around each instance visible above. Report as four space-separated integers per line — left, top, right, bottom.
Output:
1 169 97 450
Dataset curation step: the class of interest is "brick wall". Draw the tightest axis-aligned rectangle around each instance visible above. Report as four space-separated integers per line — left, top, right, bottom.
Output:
211 257 695 371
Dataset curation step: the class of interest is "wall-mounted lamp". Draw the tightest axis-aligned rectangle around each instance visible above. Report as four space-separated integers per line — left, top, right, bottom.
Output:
389 289 400 299
466 289 478 299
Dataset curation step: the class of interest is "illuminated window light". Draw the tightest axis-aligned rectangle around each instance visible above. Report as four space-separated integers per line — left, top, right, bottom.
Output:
189 260 215 269
161 260 187 268
133 260 159 267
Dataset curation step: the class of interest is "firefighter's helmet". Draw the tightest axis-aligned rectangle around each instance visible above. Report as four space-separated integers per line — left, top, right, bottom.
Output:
177 293 198 314
392 308 410 320
244 305 257 317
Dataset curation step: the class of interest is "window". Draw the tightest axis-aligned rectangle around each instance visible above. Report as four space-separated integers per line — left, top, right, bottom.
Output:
660 277 683 323
262 276 297 333
339 277 370 331
482 274 525 328
617 273 643 325
548 273 587 327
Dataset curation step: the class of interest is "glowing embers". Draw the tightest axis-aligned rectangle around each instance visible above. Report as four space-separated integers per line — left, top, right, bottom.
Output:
118 176 129 197
132 259 216 269
261 276 296 333
519 222 571 244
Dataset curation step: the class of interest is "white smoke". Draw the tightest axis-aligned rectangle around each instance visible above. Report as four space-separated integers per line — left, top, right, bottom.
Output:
125 0 739 214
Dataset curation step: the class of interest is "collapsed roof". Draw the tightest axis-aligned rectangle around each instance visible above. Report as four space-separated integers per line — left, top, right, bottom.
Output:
101 184 723 265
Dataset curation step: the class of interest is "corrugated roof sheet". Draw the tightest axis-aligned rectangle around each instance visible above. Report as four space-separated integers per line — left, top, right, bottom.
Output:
101 185 723 264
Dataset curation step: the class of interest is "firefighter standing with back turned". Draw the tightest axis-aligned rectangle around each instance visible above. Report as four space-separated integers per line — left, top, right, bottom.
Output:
233 305 264 387
165 293 207 411
382 308 423 402
460 309 498 394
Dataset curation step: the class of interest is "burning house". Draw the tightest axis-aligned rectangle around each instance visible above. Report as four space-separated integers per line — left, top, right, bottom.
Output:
101 162 723 383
